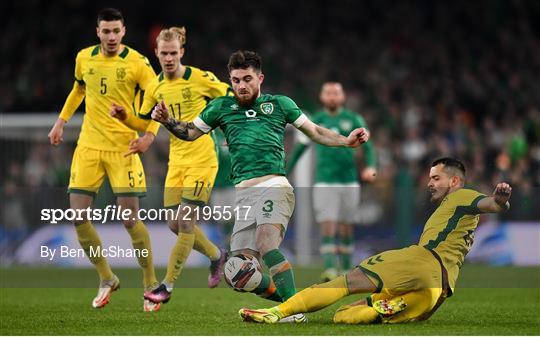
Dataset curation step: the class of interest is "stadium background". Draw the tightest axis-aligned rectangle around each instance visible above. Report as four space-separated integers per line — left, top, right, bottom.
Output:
1 0 539 268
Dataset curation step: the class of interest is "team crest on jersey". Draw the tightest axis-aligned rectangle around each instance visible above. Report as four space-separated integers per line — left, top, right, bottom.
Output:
260 102 274 114
230 104 239 111
88 68 95 75
182 88 192 101
157 93 164 101
340 120 352 132
116 67 126 80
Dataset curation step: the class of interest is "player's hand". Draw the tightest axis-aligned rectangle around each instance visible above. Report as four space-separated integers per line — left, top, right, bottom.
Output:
493 182 512 207
124 132 155 156
48 118 66 146
361 167 377 183
110 103 127 121
346 128 370 147
151 101 170 123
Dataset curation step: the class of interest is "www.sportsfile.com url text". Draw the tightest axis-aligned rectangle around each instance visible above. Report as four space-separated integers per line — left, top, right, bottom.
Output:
40 205 252 224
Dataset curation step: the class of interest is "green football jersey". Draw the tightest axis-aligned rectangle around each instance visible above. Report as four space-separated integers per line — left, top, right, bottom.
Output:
194 94 306 185
308 108 375 184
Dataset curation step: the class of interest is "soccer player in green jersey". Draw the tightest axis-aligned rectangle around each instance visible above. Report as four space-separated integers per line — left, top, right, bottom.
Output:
240 158 512 324
287 82 377 281
151 50 370 320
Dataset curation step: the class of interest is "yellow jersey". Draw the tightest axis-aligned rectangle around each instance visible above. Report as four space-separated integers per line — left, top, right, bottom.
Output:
66 45 156 152
139 66 231 167
419 188 487 291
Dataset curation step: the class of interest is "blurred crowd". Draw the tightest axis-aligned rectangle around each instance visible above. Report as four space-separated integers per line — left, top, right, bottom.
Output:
1 1 539 247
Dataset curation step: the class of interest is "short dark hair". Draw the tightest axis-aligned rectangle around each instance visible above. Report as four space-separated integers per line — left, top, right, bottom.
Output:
432 157 466 179
97 8 124 26
228 50 262 73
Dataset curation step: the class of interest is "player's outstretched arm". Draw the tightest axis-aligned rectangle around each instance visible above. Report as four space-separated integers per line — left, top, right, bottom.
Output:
110 103 150 132
298 119 369 147
477 182 512 213
151 101 204 141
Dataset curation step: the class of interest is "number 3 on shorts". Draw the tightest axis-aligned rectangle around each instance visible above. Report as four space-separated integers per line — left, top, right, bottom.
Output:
262 200 274 212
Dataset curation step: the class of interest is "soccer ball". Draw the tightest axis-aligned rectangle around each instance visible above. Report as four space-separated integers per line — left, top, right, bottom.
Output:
224 254 262 292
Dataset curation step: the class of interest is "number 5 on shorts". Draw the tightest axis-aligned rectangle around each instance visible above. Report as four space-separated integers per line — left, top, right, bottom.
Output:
128 171 134 187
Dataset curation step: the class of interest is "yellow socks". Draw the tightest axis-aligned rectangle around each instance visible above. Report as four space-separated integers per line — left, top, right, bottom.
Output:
193 225 220 261
164 233 195 284
126 220 158 289
333 303 378 324
277 275 349 317
334 289 436 324
75 221 113 281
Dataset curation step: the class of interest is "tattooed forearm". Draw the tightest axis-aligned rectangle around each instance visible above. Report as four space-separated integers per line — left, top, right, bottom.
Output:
163 117 195 140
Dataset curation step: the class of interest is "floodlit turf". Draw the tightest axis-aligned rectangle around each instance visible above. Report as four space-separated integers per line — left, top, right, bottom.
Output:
1 265 539 335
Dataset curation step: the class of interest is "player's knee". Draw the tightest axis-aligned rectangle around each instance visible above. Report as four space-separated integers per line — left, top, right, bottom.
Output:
345 268 378 294
255 240 278 256
167 220 178 234
177 217 195 233
320 221 338 236
255 224 282 255
69 193 93 211
174 204 197 233
122 218 137 229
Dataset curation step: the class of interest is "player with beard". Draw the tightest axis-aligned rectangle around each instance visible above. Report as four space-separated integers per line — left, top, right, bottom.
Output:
151 50 370 321
240 157 512 324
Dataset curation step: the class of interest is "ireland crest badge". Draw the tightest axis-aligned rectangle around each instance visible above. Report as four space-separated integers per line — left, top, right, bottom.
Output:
260 102 274 114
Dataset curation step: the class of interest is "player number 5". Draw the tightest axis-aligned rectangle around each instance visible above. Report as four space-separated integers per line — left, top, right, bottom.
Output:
128 171 134 187
100 77 107 95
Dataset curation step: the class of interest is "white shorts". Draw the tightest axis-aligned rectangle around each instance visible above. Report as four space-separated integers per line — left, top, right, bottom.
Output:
230 176 295 252
313 183 360 223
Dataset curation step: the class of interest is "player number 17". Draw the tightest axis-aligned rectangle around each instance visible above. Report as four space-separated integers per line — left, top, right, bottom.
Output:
168 103 181 119
100 77 107 95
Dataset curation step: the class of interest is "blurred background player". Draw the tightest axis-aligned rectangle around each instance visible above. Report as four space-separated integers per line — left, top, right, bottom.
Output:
151 50 370 322
287 82 377 281
209 128 236 242
240 158 512 324
47 8 160 311
110 27 230 303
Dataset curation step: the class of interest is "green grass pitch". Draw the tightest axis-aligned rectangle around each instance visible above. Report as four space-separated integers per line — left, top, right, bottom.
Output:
1 265 539 335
